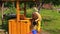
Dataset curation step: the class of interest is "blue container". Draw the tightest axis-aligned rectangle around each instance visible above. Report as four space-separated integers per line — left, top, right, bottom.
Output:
32 30 37 34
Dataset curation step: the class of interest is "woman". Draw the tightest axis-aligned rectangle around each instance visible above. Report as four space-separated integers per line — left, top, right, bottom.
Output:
32 11 42 32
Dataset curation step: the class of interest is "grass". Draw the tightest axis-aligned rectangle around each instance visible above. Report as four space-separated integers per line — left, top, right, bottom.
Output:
40 9 60 34
0 8 60 34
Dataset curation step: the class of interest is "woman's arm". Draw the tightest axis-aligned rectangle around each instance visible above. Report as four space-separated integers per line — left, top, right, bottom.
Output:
35 12 42 22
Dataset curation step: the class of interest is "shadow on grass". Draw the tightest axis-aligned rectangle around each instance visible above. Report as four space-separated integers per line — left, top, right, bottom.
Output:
0 25 2 29
46 29 60 34
0 20 8 31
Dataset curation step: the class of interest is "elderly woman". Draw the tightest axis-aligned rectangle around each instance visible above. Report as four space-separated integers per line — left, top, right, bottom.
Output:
32 11 42 31
31 7 42 33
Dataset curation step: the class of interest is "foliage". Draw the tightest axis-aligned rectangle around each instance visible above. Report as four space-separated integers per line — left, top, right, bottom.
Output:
4 2 13 7
41 0 60 5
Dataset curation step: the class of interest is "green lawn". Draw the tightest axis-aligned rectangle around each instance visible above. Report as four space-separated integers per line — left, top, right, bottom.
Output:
40 9 60 34
0 8 60 34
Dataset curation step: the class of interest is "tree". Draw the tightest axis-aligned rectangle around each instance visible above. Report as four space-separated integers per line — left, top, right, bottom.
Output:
34 0 60 13
40 0 60 5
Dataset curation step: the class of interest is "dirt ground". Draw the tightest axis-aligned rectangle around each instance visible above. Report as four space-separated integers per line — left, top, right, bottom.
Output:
40 30 50 34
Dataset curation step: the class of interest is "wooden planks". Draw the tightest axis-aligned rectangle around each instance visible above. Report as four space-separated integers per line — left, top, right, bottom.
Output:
9 19 31 34
1 0 36 2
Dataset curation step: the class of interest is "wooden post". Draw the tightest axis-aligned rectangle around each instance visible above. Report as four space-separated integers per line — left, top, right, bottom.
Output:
12 2 14 7
24 3 26 17
2 2 4 29
0 4 1 11
16 1 20 21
